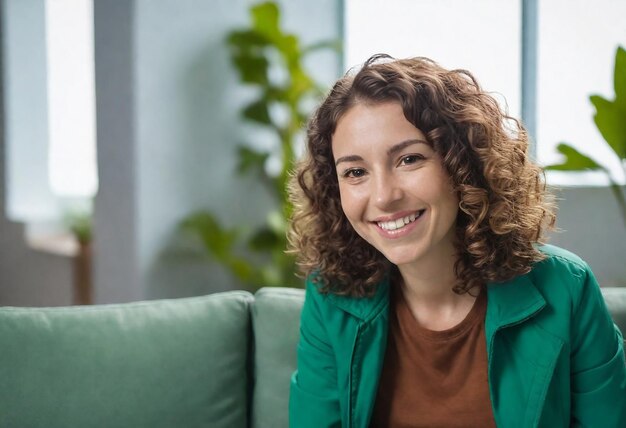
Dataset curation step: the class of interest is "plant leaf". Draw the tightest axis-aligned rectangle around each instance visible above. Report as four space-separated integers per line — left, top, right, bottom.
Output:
180 212 237 261
232 53 269 85
242 100 272 125
614 46 626 107
277 34 300 64
590 95 626 159
236 145 269 174
226 30 269 50
608 182 626 228
544 143 604 171
251 2 280 39
227 258 256 283
248 227 280 251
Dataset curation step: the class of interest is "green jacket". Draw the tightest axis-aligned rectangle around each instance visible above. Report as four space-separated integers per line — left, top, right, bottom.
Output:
290 245 626 427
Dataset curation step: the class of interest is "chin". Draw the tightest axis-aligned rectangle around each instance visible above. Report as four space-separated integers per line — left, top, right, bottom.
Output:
378 249 421 267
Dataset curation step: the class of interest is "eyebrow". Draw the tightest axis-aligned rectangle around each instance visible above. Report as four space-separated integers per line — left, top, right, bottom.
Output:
387 139 428 157
334 139 429 166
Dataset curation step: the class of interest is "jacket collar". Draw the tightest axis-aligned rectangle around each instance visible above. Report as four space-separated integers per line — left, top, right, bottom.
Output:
485 272 546 338
326 270 547 329
327 276 390 322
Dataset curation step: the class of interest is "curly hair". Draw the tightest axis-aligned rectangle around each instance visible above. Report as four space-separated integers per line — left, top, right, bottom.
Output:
288 54 555 297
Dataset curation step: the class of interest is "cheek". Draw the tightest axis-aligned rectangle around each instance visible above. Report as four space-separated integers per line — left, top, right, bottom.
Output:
338 185 357 217
337 190 365 236
441 189 460 222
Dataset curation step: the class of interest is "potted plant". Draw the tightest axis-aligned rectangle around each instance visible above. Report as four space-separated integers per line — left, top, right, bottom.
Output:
180 1 338 289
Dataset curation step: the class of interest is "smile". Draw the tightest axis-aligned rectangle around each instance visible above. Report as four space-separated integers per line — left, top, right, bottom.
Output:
376 210 425 231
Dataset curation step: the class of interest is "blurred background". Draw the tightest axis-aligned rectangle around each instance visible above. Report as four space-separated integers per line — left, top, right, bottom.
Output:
0 0 624 307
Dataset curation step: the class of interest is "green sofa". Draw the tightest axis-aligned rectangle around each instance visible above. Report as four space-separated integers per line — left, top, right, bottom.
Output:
1 286 625 428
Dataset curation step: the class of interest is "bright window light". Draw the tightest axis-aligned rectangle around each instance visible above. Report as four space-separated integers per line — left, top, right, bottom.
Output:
345 0 522 120
45 0 98 198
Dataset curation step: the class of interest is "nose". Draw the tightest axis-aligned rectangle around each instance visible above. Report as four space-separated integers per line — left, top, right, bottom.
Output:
372 172 403 210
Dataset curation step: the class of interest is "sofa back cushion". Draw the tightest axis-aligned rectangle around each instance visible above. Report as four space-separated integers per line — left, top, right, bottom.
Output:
601 287 626 335
0 291 253 428
250 287 304 428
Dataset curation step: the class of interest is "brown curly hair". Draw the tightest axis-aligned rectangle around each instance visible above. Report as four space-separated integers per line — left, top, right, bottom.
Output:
288 54 555 297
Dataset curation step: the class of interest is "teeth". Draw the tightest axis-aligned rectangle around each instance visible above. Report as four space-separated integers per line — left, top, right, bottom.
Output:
378 211 422 231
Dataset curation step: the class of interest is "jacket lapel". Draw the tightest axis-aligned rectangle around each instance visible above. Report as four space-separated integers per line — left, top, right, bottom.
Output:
486 274 565 428
328 279 390 428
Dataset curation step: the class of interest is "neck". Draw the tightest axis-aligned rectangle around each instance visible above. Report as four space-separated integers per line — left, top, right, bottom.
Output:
395 249 480 330
396 241 459 303
398 264 459 306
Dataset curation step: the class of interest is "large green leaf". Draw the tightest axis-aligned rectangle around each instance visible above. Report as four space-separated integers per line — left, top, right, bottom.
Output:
590 95 626 159
265 85 289 102
277 34 300 64
236 145 269 174
614 46 626 107
232 53 269 84
180 212 237 261
248 227 280 251
251 2 280 39
290 69 314 96
544 143 604 171
227 30 269 50
243 99 272 125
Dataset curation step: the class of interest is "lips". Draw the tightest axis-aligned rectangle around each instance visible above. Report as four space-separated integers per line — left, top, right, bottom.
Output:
376 210 425 231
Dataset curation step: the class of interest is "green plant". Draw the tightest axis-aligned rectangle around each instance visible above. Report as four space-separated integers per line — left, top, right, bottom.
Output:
545 46 626 227
181 1 338 289
64 208 92 245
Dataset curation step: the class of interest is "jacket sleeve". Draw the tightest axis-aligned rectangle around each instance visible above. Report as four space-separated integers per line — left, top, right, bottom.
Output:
570 265 626 427
289 278 342 428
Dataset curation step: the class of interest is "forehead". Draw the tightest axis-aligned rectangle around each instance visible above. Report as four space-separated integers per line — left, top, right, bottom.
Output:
332 102 427 157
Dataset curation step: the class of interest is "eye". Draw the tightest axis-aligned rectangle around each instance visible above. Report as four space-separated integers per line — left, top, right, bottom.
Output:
399 154 424 166
342 168 366 178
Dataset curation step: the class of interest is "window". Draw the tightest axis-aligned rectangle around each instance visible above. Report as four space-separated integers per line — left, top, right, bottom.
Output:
536 0 626 185
344 0 626 185
3 0 97 247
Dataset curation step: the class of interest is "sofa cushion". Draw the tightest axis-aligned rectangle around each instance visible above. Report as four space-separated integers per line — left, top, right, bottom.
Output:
601 287 626 334
0 290 253 428
250 287 305 428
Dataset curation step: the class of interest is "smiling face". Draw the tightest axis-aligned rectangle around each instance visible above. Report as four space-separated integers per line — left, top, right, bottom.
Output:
332 102 460 271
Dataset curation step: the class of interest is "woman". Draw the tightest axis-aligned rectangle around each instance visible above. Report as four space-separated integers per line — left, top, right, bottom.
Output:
287 55 626 427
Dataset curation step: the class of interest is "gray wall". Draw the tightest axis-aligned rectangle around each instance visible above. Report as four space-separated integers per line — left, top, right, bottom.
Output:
548 186 626 287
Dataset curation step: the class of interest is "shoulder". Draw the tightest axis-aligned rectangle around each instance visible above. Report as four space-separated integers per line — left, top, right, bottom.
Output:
531 245 591 278
531 244 592 287
302 273 390 322
529 244 599 316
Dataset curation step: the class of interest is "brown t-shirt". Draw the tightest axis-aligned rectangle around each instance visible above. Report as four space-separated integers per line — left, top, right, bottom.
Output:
370 285 497 428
